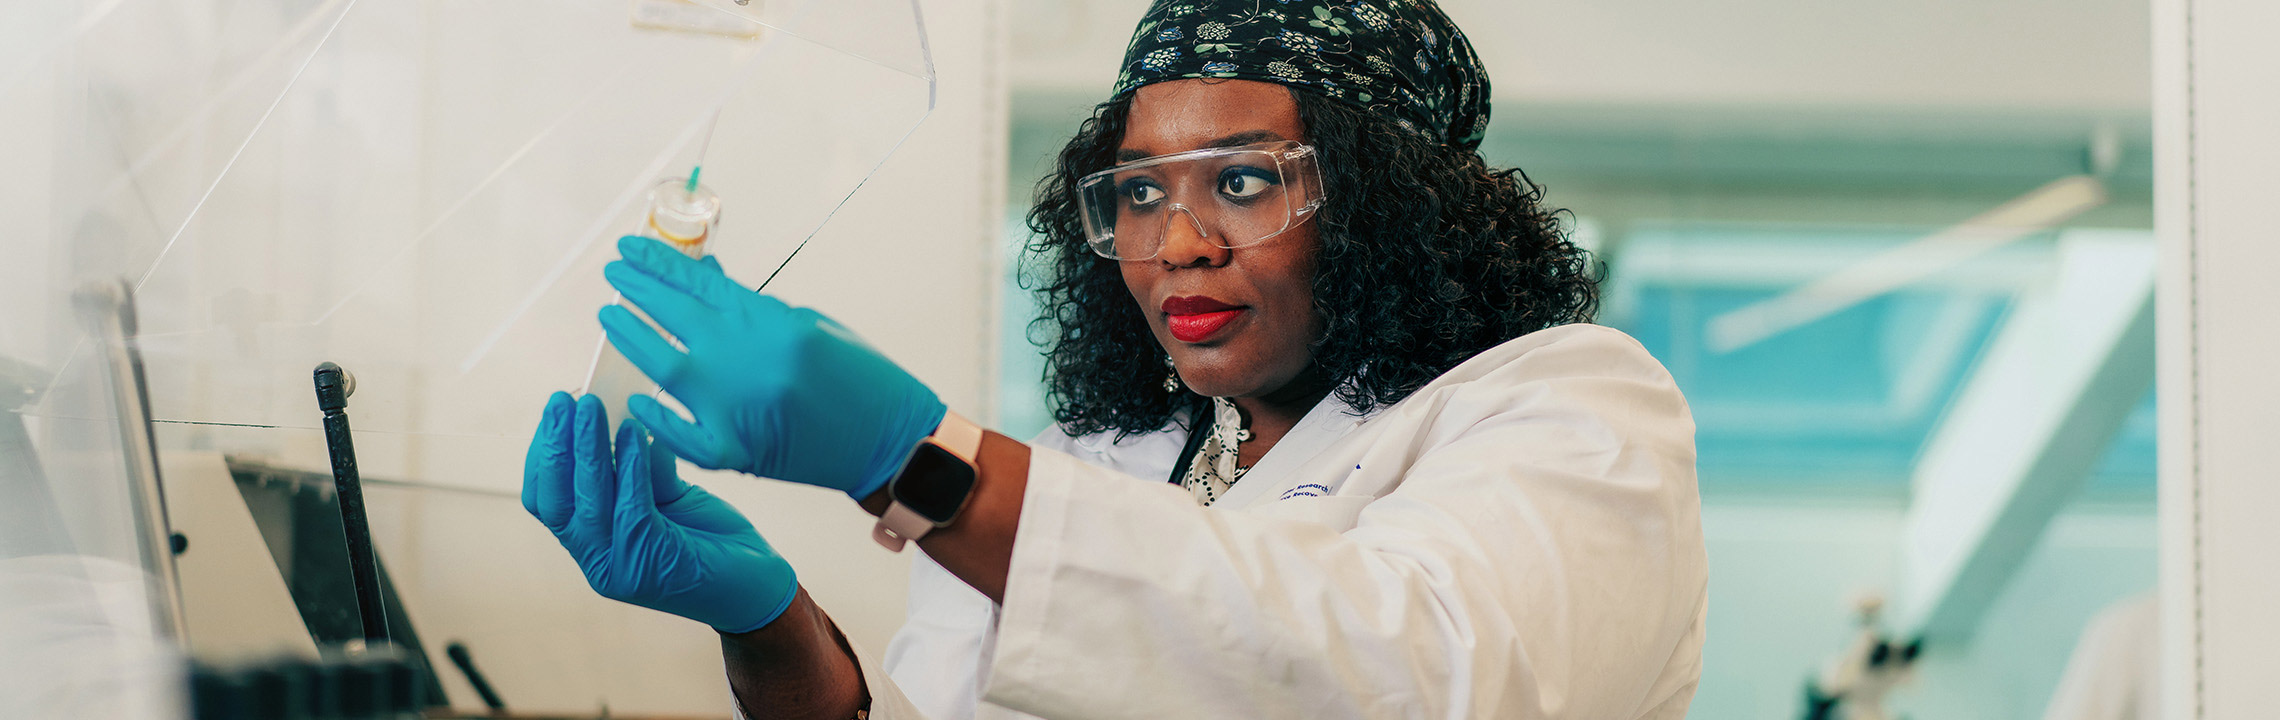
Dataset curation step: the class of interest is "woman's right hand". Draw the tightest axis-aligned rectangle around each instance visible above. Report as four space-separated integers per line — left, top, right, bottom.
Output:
522 392 799 634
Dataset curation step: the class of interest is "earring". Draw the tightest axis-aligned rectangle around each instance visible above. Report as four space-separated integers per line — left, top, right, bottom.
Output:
1163 356 1181 392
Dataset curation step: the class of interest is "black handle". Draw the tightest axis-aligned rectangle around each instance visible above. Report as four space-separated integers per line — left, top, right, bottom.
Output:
314 362 388 645
445 641 507 711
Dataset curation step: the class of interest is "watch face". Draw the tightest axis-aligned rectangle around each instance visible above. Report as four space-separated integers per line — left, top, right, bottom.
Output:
894 442 977 524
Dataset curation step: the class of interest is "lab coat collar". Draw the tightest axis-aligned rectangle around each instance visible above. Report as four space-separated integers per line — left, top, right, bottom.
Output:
1212 389 1378 509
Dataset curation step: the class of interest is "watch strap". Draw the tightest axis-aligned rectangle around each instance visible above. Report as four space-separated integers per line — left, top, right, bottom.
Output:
872 411 984 552
871 502 933 552
931 410 984 463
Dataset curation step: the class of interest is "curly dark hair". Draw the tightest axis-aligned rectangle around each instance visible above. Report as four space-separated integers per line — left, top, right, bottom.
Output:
1023 86 1599 439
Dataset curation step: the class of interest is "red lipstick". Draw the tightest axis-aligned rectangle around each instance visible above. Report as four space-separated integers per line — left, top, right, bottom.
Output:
1163 295 1246 343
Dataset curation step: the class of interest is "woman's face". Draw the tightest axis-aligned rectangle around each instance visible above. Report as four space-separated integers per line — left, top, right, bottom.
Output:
1118 79 1325 401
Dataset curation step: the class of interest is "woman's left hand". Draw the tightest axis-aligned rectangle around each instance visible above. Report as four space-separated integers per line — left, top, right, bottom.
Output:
600 236 947 500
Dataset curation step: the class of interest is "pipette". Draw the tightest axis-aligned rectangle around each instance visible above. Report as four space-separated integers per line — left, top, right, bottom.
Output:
650 106 723 256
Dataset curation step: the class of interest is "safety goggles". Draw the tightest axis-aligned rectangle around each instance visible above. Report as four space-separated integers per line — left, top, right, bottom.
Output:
1076 141 1325 261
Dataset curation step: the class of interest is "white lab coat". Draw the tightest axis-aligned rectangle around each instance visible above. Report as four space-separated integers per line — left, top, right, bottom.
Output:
853 323 1707 720
2041 593 2158 720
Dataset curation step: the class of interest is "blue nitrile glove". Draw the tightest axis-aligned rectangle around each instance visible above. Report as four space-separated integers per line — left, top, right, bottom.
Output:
598 235 947 501
522 392 797 634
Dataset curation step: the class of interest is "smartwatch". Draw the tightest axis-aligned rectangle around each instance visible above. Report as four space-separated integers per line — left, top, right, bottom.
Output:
872 411 984 552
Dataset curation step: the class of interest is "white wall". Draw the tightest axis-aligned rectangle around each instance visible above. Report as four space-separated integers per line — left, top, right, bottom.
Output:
2155 0 2280 717
1011 0 2149 112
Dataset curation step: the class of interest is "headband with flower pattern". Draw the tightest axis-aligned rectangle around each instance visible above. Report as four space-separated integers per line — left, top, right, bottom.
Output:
1113 0 1491 150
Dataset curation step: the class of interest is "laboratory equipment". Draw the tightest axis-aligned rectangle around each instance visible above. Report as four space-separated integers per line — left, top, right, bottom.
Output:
4 0 936 713
314 362 388 644
444 641 509 713
188 643 427 720
75 278 190 643
0 355 63 557
223 455 448 703
26 0 937 450
583 173 723 426
3 278 192 718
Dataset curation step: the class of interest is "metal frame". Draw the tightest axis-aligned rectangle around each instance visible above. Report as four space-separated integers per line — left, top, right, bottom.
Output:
72 277 189 643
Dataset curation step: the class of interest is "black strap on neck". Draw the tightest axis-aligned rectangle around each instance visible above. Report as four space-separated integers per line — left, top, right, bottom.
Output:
1167 406 1213 486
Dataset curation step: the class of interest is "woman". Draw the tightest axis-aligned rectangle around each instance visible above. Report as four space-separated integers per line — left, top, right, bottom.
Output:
521 1 1706 718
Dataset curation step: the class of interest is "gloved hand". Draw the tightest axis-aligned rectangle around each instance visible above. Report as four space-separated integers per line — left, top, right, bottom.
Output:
522 391 797 634
599 235 947 500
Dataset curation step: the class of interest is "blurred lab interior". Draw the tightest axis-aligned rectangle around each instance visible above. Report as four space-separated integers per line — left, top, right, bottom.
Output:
2 0 2271 718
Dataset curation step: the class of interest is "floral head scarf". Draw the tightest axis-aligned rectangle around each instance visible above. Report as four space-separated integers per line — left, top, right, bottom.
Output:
1113 0 1492 150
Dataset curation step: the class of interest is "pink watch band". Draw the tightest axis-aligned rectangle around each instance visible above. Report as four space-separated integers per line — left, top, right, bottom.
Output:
872 503 932 552
873 411 984 552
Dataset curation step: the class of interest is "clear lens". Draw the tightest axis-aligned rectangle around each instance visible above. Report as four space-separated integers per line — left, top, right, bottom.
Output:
1078 142 1324 260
